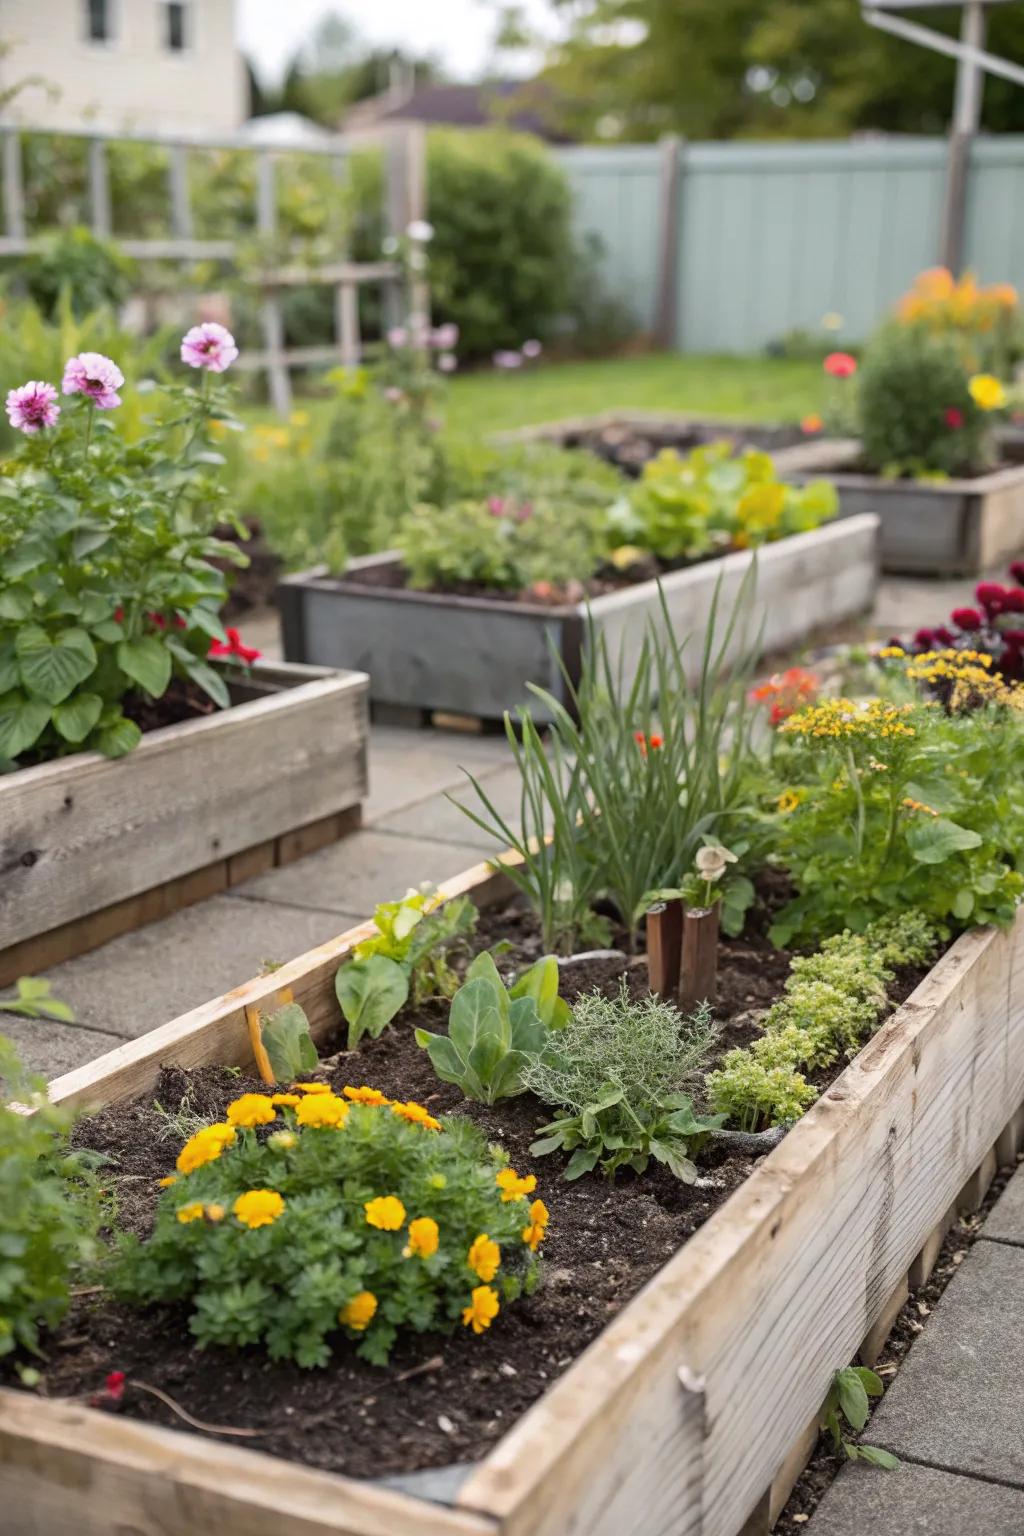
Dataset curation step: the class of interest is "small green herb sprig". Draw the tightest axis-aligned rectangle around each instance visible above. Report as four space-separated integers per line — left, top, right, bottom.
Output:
822 1366 899 1468
335 887 477 1048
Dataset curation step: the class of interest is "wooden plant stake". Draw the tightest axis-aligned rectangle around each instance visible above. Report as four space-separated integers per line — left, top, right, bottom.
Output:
646 898 684 1001
679 904 720 1012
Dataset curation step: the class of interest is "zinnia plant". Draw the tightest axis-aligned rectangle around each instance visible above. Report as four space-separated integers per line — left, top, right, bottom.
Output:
114 1088 543 1367
0 328 249 766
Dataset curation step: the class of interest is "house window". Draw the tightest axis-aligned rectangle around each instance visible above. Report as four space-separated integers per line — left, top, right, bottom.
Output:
84 0 115 43
163 1 191 53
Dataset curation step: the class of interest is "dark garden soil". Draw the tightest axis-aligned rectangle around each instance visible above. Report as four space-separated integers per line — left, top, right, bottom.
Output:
553 418 806 478
13 899 933 1486
775 1159 1019 1533
121 676 219 734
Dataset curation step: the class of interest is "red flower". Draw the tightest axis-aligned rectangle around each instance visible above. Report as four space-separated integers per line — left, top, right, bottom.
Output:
1002 589 1024 614
933 625 955 645
976 582 1007 616
105 1371 126 1400
824 351 857 379
113 607 124 624
208 628 261 665
801 413 823 435
147 612 166 630
750 666 819 725
913 628 936 648
634 731 663 757
951 607 982 631
944 407 964 429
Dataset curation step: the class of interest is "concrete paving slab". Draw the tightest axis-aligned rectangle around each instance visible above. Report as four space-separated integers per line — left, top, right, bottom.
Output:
379 764 531 849
36 897 356 1040
865 1239 1024 1486
0 1013 124 1079
365 726 509 822
233 829 487 914
979 1161 1024 1247
808 1458 1024 1535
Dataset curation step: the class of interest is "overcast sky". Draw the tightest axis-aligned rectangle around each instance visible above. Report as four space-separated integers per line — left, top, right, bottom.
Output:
237 0 560 85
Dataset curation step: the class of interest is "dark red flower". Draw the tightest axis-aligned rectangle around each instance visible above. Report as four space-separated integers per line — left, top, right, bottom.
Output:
113 607 124 624
951 607 982 631
976 582 1007 616
147 612 166 630
1001 589 1024 613
933 625 955 645
1009 561 1024 585
944 407 964 429
208 628 261 665
105 1371 126 1400
913 628 936 647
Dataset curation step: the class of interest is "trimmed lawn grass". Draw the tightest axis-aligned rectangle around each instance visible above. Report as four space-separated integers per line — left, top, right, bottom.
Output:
445 353 822 436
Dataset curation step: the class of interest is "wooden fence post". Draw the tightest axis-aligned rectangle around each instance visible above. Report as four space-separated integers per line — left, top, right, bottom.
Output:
653 134 682 349
87 137 111 238
2 128 25 241
257 152 291 416
168 145 193 240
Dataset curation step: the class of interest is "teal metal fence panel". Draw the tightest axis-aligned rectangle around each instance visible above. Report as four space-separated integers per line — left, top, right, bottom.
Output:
560 135 1024 354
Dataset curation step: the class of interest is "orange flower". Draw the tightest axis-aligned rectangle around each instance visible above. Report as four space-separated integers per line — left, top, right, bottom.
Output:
391 1100 441 1131
801 413 823 435
343 1085 390 1106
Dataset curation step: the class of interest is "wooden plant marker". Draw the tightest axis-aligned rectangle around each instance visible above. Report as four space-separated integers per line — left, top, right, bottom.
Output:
680 904 720 1012
646 899 683 1001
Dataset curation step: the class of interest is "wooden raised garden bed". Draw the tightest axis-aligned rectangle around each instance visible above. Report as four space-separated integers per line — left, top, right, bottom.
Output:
3 853 1022 1536
790 440 1024 576
0 660 369 986
278 516 880 724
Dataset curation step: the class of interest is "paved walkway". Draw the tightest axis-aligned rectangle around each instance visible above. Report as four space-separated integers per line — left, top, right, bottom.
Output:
2 564 989 1079
807 1161 1024 1534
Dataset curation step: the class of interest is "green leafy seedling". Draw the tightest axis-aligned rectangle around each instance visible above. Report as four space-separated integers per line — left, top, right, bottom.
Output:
821 1366 899 1468
0 977 74 1022
416 951 556 1104
260 1002 318 1082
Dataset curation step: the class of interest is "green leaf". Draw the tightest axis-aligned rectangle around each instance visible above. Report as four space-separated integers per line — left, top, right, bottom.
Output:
415 1028 482 1098
564 1147 600 1179
0 691 51 758
510 955 570 1029
260 1003 318 1083
16 625 96 705
906 816 983 865
448 975 510 1058
184 659 230 709
649 1137 699 1182
529 1129 571 1157
335 954 408 1049
72 526 111 560
951 887 975 920
0 642 18 693
0 586 33 621
117 636 172 698
52 692 103 745
856 1445 899 1469
853 1367 884 1397
95 715 143 758
836 1367 871 1431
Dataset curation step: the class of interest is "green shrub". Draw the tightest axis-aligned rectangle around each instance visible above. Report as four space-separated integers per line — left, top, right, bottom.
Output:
859 325 990 477
399 494 611 592
425 129 575 359
115 1088 543 1367
525 982 721 1180
20 227 134 319
0 1038 104 1363
611 442 837 563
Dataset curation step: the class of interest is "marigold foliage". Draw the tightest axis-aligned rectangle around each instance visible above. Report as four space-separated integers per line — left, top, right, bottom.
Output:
114 1094 542 1367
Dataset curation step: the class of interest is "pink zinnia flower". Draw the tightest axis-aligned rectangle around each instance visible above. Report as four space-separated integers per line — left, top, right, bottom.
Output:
6 380 60 434
437 352 457 373
951 607 982 631
521 339 543 359
383 386 405 405
823 351 857 379
180 323 238 374
431 322 459 350
976 582 1007 616
62 352 124 410
944 406 964 429
493 350 523 369
387 326 408 349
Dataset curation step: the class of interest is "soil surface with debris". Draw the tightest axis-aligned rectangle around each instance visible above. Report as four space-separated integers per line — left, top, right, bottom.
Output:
11 899 930 1484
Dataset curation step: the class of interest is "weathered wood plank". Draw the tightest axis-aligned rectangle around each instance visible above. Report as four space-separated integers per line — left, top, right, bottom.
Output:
45 856 518 1114
0 670 368 951
456 915 1024 1536
0 1392 495 1536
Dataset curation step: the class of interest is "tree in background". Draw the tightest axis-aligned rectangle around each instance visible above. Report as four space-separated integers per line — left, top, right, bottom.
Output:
497 0 1024 142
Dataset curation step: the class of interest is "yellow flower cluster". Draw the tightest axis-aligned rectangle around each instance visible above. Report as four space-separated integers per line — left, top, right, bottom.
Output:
776 789 801 815
495 1167 537 1202
969 373 1007 412
234 1189 285 1228
391 1100 442 1131
365 1195 406 1231
295 1093 349 1129
522 1199 550 1252
176 1122 236 1174
897 267 1018 333
780 697 917 742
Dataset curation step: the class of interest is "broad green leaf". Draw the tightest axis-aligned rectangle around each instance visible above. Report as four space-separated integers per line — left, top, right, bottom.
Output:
0 642 18 693
184 658 230 709
856 1445 899 1469
335 954 408 1049
0 586 32 621
836 1366 871 1431
16 624 96 705
854 1367 885 1397
510 955 570 1029
448 975 510 1058
464 950 511 1024
260 1002 318 1083
951 887 975 920
95 715 143 758
906 816 983 865
52 692 103 744
564 1147 600 1180
117 636 172 698
529 1130 569 1157
72 526 111 560
0 691 51 759
649 1137 698 1183
508 994 548 1055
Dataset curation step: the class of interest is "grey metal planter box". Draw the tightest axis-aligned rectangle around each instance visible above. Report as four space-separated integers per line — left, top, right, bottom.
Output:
791 440 1024 576
278 515 880 723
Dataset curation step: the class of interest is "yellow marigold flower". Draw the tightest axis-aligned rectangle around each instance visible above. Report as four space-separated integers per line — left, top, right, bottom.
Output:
391 1099 441 1131
233 1189 285 1229
206 1203 226 1222
293 1082 331 1094
343 1084 390 1106
268 1130 297 1151
902 797 939 817
365 1195 407 1231
176 1122 236 1175
404 1216 440 1259
270 1092 301 1107
969 373 1006 412
226 1093 277 1129
467 1233 501 1282
158 1175 178 1187
462 1284 500 1335
495 1168 537 1202
776 790 800 815
877 645 906 659
295 1093 349 1129
522 1198 550 1252
339 1290 377 1331
176 1202 205 1224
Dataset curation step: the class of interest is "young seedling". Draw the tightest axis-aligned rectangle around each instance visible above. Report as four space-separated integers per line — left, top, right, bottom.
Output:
821 1366 899 1467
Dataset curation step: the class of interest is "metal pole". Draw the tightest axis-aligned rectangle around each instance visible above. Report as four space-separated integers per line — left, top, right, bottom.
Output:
943 1 987 273
953 0 988 132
